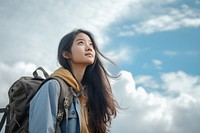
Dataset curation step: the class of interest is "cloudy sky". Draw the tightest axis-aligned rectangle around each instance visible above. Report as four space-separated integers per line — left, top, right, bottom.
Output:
1 0 200 133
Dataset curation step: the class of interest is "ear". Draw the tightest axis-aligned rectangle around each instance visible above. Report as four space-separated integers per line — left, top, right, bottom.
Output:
62 51 71 59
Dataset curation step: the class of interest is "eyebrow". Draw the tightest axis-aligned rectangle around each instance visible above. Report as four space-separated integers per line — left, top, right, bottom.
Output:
75 38 92 43
75 39 84 42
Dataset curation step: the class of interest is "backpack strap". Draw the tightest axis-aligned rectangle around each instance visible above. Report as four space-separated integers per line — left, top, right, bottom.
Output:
0 105 10 133
50 77 74 133
0 108 7 131
53 77 83 133
33 67 49 78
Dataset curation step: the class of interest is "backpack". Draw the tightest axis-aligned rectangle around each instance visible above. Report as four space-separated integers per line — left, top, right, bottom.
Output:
0 67 77 133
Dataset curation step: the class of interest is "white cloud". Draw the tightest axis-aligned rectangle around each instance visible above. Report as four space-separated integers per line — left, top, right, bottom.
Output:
186 50 199 56
119 3 200 36
161 71 200 93
111 70 200 133
164 50 199 57
105 46 134 65
112 71 173 133
152 59 162 69
0 0 137 69
195 0 200 4
164 50 178 57
135 75 159 89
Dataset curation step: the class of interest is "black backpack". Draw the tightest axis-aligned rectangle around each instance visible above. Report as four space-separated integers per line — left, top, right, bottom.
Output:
0 67 77 133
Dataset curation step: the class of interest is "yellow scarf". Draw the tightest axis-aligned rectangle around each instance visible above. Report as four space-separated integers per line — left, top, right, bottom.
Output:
50 67 81 92
50 67 89 133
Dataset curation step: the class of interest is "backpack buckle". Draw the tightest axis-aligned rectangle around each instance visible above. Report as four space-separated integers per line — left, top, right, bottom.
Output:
57 110 64 122
64 97 71 108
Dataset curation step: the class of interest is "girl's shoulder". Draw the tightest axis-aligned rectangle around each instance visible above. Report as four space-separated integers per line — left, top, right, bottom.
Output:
42 78 61 88
38 78 61 95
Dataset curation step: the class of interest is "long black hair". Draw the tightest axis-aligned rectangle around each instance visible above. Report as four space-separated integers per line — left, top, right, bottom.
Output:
58 29 119 133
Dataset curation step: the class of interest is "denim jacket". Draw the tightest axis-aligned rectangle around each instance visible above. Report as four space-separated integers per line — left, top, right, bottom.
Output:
29 79 81 133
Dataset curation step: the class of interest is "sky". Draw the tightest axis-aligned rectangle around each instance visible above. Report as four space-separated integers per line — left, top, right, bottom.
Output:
0 0 200 133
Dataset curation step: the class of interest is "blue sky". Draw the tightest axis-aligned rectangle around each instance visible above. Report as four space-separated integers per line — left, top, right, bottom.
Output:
0 0 200 133
110 27 200 75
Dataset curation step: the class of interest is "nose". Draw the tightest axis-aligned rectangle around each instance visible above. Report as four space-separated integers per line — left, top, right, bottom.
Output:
85 43 92 51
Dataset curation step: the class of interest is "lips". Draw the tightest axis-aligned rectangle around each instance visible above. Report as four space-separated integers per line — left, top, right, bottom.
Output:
85 53 93 57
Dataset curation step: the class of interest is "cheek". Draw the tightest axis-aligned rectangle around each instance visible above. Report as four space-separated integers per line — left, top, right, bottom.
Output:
71 53 81 60
71 47 81 58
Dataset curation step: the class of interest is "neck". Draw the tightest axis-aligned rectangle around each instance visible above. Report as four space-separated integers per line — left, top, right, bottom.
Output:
71 64 87 82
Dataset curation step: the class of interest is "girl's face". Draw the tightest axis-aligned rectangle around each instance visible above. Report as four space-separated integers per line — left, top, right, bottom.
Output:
69 32 96 66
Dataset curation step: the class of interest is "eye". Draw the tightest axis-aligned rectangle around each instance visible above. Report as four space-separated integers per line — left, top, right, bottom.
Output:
89 42 94 47
78 41 84 45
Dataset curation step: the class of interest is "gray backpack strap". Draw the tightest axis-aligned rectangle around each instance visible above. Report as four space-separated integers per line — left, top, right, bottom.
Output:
47 77 82 133
0 106 10 133
52 77 74 133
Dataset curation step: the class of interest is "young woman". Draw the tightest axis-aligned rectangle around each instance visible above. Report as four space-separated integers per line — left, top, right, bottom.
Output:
29 29 119 133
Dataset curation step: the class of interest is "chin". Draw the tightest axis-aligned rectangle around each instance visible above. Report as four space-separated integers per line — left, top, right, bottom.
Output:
88 62 94 65
86 59 95 64
86 60 95 65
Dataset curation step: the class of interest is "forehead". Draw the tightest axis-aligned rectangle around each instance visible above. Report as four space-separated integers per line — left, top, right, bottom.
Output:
74 32 91 41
